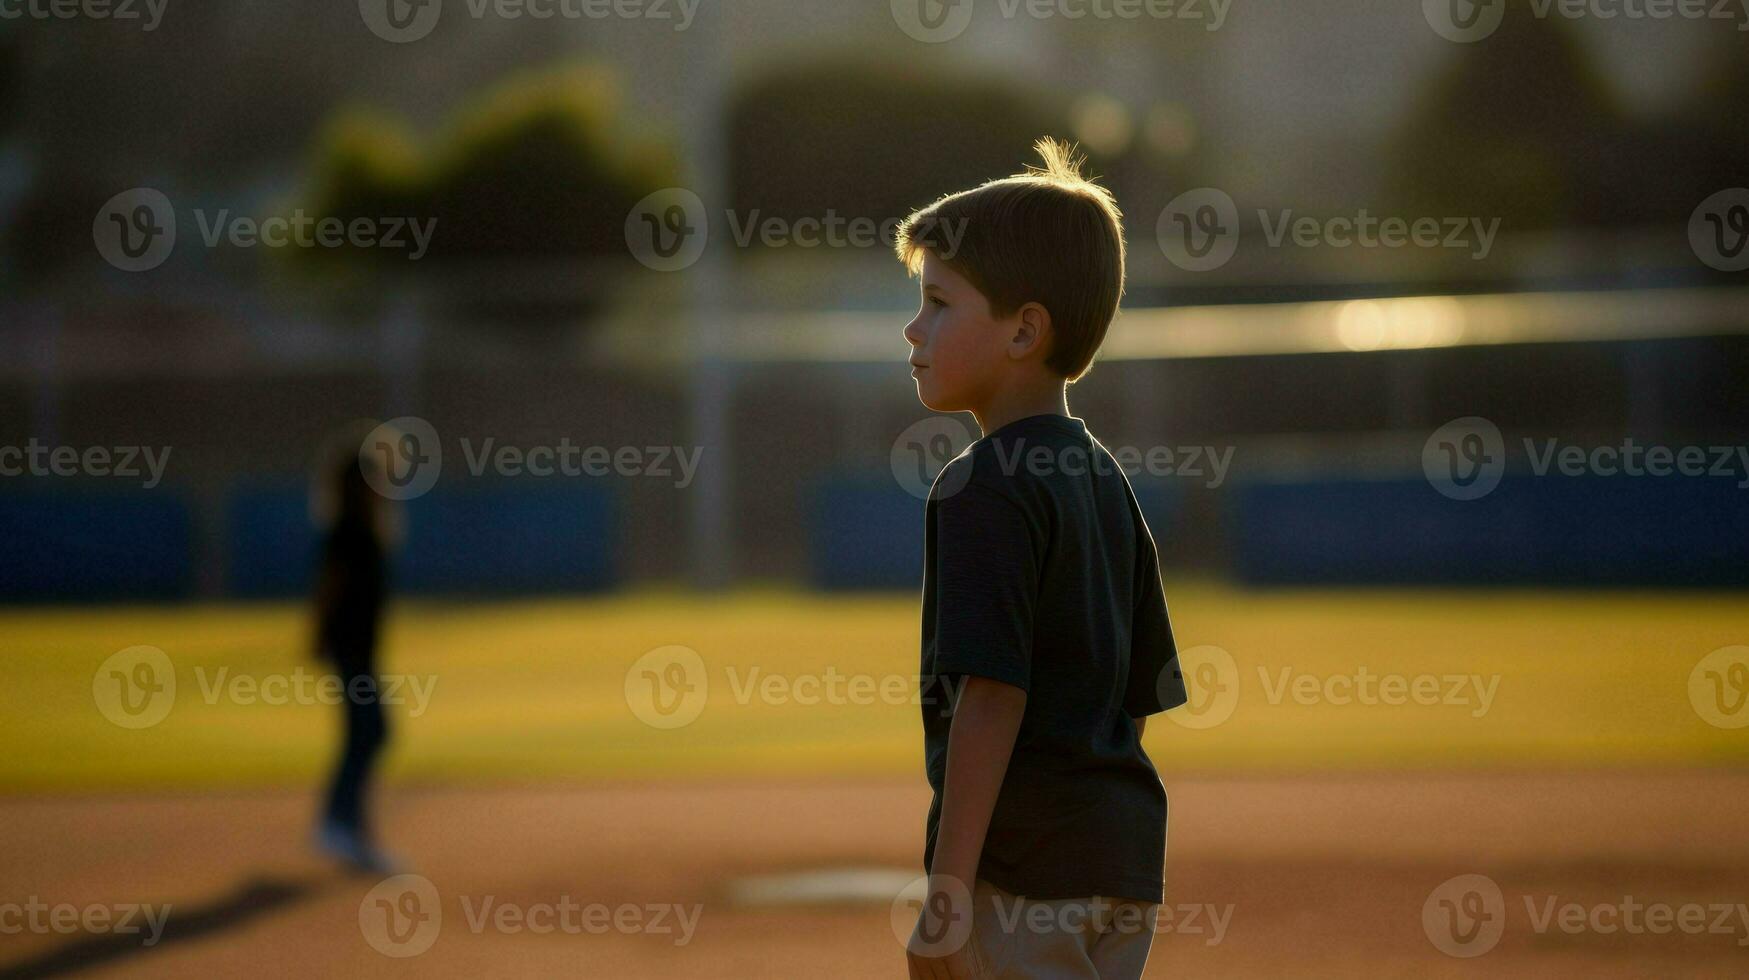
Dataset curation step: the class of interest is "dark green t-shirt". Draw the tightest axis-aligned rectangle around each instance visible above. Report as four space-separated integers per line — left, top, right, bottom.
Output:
919 414 1187 903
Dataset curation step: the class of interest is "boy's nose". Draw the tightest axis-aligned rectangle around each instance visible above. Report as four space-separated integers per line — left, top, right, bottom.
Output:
902 316 924 349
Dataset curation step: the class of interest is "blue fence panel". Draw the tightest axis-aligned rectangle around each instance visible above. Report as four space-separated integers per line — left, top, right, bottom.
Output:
810 476 923 590
228 482 318 597
0 492 193 601
396 485 618 595
229 482 618 597
1230 475 1749 586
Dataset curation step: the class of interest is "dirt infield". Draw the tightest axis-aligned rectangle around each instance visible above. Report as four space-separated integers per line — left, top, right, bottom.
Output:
3 771 1747 978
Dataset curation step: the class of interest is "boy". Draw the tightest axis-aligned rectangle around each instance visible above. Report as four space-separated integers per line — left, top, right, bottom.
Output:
896 139 1188 979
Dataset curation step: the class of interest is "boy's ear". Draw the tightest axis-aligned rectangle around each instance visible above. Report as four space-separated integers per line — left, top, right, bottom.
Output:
1009 302 1052 361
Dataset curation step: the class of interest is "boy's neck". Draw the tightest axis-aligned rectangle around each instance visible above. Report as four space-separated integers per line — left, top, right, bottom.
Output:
972 381 1070 437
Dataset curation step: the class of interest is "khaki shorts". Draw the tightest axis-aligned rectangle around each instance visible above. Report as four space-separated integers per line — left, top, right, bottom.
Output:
966 878 1159 979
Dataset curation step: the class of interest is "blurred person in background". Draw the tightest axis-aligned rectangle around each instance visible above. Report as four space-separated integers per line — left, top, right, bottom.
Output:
310 438 400 874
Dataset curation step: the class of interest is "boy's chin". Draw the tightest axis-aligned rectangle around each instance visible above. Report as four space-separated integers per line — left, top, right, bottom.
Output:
913 384 960 415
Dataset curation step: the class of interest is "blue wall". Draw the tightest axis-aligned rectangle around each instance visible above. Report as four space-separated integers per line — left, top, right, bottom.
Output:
4 471 1743 599
1230 475 1749 586
0 492 193 600
0 483 617 601
228 482 619 597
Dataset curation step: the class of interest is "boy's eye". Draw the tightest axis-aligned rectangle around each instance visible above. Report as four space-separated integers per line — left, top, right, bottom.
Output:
928 297 947 308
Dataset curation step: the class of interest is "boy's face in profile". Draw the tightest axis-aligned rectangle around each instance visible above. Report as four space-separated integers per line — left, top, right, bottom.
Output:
903 252 1013 414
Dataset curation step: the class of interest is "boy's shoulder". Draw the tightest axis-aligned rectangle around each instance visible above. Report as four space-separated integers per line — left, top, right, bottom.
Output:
929 417 1128 508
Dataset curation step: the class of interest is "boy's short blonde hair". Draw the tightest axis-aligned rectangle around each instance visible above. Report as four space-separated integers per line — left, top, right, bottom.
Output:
894 137 1126 382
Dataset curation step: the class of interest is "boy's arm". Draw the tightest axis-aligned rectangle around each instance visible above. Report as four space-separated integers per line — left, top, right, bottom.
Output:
930 675 1028 886
909 675 1026 978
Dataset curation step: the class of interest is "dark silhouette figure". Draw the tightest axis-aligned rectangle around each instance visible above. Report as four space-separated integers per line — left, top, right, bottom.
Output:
311 451 397 874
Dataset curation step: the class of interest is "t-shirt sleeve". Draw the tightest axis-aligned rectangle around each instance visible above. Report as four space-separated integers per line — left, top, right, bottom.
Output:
930 481 1039 693
1126 508 1187 717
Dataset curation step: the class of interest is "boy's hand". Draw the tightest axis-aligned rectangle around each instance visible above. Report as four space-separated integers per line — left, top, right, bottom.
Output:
905 875 977 979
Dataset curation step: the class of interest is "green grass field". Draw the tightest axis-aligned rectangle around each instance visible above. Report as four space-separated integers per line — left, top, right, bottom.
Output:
4 583 1746 792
